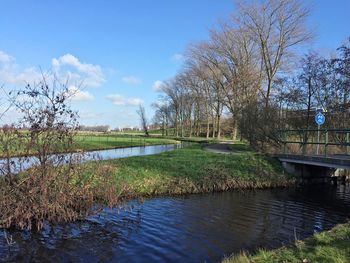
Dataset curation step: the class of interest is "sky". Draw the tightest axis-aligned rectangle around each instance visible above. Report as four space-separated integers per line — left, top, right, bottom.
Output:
0 0 349 128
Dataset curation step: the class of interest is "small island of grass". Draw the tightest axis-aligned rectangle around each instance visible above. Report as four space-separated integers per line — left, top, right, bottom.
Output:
81 143 295 197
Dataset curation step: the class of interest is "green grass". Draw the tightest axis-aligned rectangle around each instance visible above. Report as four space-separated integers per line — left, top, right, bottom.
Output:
81 143 294 196
74 134 178 151
0 133 179 157
0 129 225 157
228 143 252 152
112 128 175 136
223 222 350 263
151 135 220 144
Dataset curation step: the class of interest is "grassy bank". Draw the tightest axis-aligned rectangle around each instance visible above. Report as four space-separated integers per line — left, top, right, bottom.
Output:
223 222 350 263
82 143 295 197
1 142 294 230
0 134 179 158
74 134 178 151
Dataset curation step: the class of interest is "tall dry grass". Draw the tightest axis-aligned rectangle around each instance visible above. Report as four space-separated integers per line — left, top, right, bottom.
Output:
0 162 124 230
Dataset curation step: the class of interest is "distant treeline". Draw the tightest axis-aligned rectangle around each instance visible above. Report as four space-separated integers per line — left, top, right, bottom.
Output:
77 125 143 133
77 125 110 132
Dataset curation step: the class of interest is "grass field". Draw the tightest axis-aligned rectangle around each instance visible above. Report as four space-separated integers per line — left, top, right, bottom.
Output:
223 222 350 263
81 143 294 197
0 128 227 157
74 134 178 151
0 133 179 157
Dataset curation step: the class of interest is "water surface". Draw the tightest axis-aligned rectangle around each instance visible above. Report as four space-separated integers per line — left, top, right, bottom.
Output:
1 184 349 262
0 144 183 173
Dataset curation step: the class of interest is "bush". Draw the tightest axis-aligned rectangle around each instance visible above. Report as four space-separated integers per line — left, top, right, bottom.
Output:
0 76 126 230
0 162 123 230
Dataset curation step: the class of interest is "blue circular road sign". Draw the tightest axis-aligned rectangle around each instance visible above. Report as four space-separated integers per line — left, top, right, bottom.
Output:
315 113 325 125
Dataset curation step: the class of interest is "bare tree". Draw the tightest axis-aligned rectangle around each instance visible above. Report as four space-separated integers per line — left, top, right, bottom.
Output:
159 80 183 137
298 52 323 130
152 102 171 136
185 58 214 138
137 104 149 136
0 74 122 230
188 42 225 139
9 76 79 177
209 25 262 139
236 0 312 108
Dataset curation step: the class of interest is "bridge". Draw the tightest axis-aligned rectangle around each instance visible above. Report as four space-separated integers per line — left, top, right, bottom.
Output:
275 129 350 183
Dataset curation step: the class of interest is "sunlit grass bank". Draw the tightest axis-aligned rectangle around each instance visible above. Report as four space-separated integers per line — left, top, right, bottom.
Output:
74 134 178 151
0 133 179 157
1 142 294 229
82 143 295 197
223 222 350 263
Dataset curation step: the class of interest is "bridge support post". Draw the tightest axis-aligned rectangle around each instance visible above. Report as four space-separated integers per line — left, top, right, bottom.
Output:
331 176 338 186
341 175 346 185
282 162 335 184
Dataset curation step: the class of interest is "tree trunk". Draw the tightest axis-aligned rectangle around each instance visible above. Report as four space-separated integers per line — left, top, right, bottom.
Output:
216 100 221 139
265 78 272 109
175 109 179 137
217 114 221 139
232 119 237 141
206 103 210 139
165 116 168 136
212 115 216 138
180 112 184 138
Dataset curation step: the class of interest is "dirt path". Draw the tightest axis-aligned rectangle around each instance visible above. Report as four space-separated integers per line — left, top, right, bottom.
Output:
204 142 236 154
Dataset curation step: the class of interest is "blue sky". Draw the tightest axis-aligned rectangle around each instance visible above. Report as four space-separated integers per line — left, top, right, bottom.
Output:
0 0 349 128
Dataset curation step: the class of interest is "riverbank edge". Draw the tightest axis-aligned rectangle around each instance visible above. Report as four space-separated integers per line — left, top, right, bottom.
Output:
80 143 296 199
223 222 350 263
0 139 180 159
0 143 296 230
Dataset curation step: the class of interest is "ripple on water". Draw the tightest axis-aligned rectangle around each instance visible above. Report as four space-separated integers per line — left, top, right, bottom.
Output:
1 184 350 263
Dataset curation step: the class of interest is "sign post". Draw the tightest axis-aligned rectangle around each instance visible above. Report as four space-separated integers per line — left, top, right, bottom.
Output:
315 110 325 155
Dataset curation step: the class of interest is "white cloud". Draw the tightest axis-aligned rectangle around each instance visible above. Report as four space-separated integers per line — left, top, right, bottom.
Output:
106 94 143 106
0 51 14 63
171 53 184 62
0 50 105 89
122 76 142 85
11 67 42 84
0 51 42 85
52 53 105 87
153 80 165 91
67 85 94 102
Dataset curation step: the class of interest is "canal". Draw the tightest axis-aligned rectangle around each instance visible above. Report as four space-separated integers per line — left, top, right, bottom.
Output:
0 144 184 174
1 184 349 262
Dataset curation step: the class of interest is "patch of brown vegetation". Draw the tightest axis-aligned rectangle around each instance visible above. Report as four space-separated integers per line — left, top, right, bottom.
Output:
0 163 122 231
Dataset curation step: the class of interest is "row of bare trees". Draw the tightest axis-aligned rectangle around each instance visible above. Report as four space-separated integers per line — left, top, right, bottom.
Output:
152 0 349 149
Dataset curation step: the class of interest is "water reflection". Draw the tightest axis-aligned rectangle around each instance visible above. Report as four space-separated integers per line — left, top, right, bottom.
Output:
0 144 183 174
1 185 350 262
